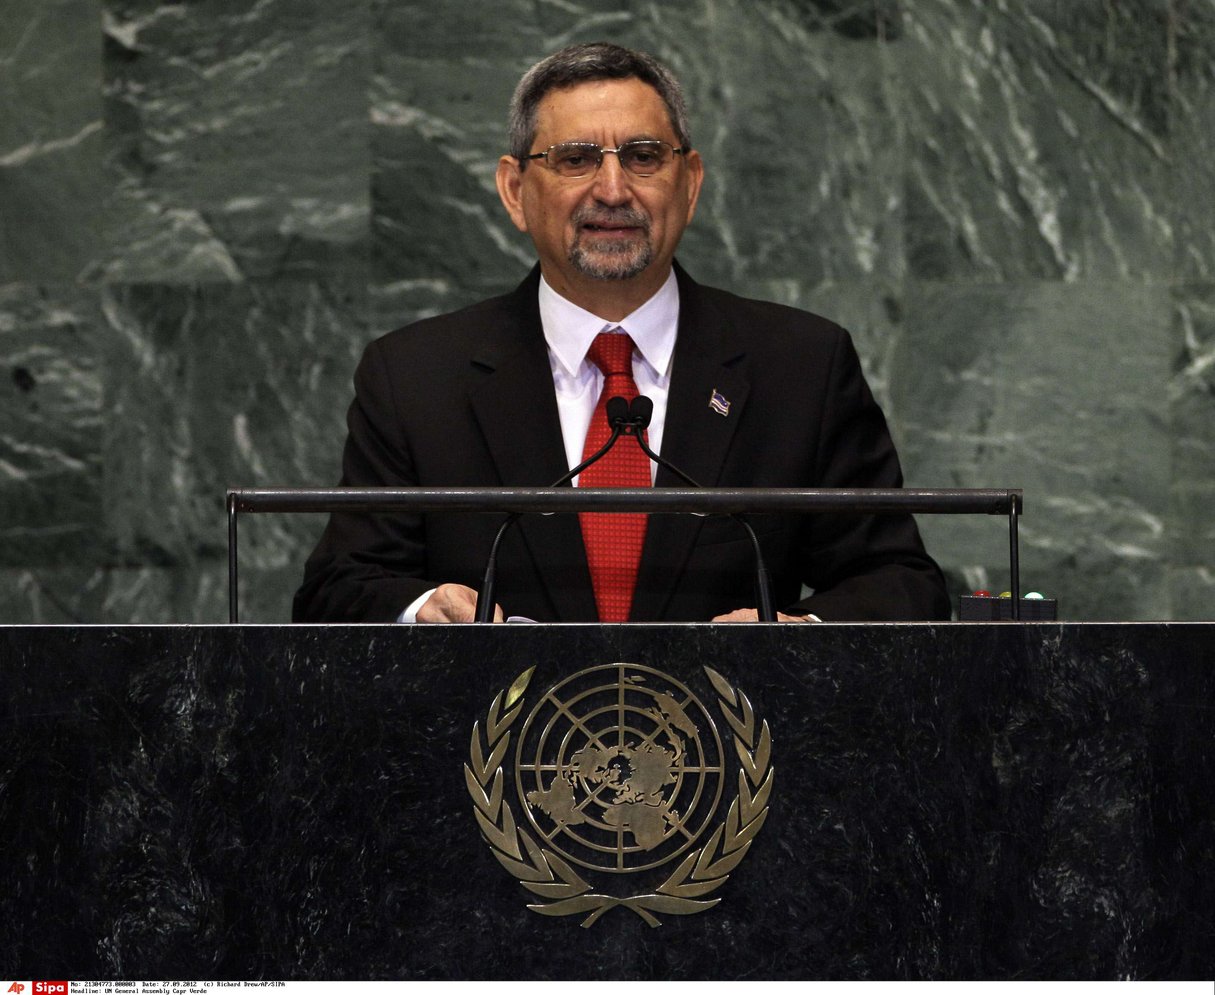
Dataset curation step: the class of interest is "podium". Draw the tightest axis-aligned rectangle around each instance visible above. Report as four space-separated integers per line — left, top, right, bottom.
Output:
1 622 1212 979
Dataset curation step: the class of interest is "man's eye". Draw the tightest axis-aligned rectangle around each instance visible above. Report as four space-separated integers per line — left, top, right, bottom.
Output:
553 149 595 171
622 146 662 170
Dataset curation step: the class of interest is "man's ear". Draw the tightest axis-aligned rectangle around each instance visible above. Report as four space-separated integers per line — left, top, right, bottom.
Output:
682 148 705 225
496 155 529 233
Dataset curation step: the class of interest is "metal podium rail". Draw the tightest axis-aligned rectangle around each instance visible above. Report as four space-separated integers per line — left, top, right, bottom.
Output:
225 486 1023 623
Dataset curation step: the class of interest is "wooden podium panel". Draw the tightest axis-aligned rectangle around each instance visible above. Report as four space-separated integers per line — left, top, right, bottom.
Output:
1 623 1211 979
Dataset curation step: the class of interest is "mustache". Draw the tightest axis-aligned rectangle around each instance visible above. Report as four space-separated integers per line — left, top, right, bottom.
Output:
571 205 650 230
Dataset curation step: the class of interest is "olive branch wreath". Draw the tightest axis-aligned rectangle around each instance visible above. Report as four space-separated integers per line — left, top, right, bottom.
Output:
463 664 774 928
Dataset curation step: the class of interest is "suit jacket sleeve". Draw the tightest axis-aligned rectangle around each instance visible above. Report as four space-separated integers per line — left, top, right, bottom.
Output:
785 328 949 621
292 338 435 622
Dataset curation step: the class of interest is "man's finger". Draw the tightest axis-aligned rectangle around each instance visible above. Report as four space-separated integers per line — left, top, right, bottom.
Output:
711 608 758 623
418 584 506 623
418 584 477 623
711 608 819 623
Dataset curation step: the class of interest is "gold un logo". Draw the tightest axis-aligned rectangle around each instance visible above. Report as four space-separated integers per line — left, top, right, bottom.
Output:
465 662 774 927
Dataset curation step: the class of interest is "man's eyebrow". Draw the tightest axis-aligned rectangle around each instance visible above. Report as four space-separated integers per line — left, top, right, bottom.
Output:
551 134 668 146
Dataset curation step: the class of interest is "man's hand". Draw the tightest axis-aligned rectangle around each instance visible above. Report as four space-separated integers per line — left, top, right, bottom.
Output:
711 608 820 623
416 583 503 623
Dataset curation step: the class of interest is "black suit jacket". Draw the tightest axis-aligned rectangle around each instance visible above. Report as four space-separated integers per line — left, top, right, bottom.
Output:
293 264 949 622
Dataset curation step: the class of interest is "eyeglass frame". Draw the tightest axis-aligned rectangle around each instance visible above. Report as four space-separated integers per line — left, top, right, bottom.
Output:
518 139 690 177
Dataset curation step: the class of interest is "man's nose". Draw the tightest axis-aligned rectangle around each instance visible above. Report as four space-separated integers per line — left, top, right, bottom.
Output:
590 151 632 203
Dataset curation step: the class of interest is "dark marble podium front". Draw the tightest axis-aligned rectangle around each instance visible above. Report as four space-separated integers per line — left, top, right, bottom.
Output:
1 623 1212 980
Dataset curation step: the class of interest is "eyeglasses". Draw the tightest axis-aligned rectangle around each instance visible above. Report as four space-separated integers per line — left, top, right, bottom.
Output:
520 140 688 178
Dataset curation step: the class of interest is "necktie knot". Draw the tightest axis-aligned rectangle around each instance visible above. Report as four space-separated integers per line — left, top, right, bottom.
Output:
587 331 636 380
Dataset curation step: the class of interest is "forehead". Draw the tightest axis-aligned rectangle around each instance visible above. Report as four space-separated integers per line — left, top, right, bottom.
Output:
532 77 675 144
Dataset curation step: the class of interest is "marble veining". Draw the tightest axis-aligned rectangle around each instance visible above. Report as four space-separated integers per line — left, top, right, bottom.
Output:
1 1 1214 621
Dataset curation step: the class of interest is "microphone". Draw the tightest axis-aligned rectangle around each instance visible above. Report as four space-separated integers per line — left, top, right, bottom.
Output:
474 396 636 623
615 397 775 623
476 394 776 624
605 395 632 434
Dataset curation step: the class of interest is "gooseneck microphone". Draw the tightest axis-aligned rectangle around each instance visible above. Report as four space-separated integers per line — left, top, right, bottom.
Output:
616 397 776 623
474 396 637 623
476 394 776 623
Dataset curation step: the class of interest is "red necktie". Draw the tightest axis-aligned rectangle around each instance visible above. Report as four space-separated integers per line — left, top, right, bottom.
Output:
579 331 651 622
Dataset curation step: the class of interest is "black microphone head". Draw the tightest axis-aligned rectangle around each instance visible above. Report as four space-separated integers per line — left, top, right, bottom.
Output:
606 396 630 428
629 395 654 429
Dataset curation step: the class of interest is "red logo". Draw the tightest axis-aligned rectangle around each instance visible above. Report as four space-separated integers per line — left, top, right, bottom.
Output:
33 984 68 995
7 985 27 994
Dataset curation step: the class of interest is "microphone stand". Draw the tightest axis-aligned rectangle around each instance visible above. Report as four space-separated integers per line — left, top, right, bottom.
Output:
476 396 776 624
474 400 631 624
622 398 776 623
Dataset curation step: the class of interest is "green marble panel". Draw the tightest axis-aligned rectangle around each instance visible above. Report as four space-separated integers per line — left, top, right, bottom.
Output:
0 0 106 283
674 1 903 292
371 0 904 307
893 0 1173 282
1170 567 1215 621
2 0 1213 623
892 281 1172 620
0 567 152 624
371 0 579 304
97 0 371 283
0 284 103 567
1171 2 1215 280
99 280 365 600
0 560 293 623
370 122 530 302
1169 285 1215 619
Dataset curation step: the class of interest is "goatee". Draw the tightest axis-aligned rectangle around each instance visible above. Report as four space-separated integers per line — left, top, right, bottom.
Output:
569 206 653 280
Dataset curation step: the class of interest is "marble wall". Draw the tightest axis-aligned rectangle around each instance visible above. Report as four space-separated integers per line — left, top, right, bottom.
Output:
2 0 1212 622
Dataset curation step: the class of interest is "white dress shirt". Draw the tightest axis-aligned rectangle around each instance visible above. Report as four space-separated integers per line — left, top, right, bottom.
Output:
399 269 681 621
539 269 678 481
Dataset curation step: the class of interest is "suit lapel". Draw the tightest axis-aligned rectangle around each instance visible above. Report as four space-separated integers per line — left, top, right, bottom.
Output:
467 271 597 621
632 266 751 621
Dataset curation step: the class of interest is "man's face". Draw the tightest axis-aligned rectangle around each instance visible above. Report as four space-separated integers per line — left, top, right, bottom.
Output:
497 77 704 310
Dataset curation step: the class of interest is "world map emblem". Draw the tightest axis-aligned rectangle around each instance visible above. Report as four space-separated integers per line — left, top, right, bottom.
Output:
465 663 774 927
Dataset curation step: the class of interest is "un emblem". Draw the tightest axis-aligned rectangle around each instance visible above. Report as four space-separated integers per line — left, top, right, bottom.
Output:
465 663 774 927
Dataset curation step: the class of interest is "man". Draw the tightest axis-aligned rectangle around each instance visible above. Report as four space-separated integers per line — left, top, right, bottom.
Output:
293 42 949 624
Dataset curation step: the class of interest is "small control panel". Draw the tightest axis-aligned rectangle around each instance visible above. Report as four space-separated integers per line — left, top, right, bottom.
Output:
959 590 1058 621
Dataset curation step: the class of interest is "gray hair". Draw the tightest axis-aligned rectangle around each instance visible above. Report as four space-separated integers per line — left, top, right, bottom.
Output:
507 42 692 163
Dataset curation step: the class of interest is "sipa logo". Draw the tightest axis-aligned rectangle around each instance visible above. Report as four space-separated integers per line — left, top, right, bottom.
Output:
33 985 68 995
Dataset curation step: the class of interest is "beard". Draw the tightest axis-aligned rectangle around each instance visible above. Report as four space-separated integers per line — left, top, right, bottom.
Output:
568 206 654 280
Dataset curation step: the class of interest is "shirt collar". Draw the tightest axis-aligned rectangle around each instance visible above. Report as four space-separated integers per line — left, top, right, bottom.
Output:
538 269 680 380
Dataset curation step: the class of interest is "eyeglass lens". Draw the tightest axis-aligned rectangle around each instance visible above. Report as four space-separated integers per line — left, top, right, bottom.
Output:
547 141 675 177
